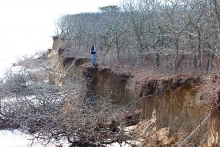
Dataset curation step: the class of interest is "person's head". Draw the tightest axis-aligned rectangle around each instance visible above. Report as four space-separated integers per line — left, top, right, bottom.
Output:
91 44 94 49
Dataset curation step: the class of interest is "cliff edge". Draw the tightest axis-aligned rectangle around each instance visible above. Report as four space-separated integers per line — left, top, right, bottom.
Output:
44 36 220 146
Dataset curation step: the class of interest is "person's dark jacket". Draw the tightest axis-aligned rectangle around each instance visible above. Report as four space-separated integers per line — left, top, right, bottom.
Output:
91 46 96 54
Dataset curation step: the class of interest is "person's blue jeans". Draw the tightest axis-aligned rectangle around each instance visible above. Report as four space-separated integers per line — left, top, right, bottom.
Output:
91 54 96 65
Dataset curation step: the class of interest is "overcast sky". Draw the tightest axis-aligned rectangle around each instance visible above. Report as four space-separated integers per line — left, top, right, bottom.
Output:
0 0 120 77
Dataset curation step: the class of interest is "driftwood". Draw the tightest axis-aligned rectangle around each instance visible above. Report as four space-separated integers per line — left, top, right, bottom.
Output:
178 114 210 147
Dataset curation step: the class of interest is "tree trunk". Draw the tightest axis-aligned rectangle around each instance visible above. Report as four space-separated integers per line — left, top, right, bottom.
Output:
197 30 202 67
102 54 105 65
187 56 190 71
214 0 220 32
156 53 160 69
101 46 111 64
66 29 71 48
206 42 213 72
172 54 176 72
173 40 179 72
206 51 214 73
193 46 197 70
136 37 142 65
164 53 168 66
115 38 120 60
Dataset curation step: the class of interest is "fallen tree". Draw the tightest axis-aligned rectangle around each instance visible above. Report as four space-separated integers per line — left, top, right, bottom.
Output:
0 65 138 146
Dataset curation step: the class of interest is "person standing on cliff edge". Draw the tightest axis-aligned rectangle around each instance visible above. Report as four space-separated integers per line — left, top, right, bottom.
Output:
90 44 96 65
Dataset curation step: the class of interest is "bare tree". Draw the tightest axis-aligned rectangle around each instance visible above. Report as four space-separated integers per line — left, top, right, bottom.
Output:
53 0 220 73
122 0 150 65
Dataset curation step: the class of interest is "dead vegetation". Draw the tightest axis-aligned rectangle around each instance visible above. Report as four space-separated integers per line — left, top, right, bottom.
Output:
2 44 219 146
0 61 141 146
1 36 220 147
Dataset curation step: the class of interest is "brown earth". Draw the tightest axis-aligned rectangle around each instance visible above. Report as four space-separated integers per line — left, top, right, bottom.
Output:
45 37 220 146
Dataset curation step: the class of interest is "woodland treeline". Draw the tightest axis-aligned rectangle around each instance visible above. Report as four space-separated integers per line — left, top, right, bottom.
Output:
55 0 220 73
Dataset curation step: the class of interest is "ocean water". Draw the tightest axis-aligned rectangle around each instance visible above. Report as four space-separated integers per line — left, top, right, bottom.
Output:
0 130 70 147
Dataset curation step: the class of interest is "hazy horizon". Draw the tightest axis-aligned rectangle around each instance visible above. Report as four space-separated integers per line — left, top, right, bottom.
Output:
0 0 120 77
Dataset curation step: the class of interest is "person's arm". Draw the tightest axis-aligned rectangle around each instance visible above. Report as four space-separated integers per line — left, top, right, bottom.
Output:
93 47 96 53
91 47 94 54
